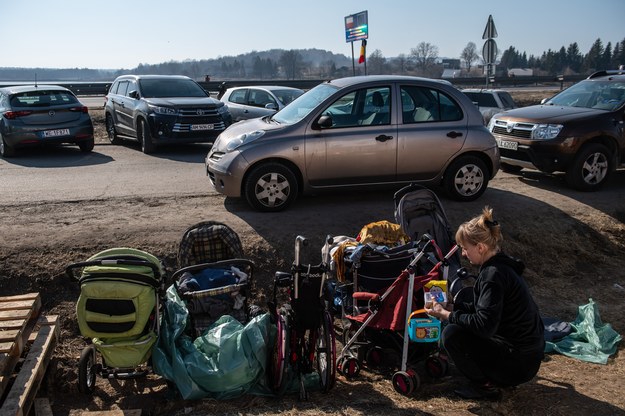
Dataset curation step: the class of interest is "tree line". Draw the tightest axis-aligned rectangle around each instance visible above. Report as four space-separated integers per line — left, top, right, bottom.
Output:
1 38 623 82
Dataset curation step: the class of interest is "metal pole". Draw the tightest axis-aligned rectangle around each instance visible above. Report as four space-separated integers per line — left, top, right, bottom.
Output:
351 42 355 76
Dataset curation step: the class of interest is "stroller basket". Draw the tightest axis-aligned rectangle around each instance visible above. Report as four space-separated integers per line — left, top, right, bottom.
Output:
173 258 255 336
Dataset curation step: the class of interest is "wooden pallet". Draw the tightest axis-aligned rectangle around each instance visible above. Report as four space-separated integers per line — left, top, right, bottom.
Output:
0 293 59 416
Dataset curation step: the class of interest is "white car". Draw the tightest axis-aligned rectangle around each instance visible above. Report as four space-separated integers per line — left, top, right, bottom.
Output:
220 85 304 122
462 89 518 124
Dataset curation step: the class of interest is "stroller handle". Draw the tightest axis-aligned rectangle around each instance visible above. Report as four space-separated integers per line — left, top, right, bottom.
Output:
66 258 163 281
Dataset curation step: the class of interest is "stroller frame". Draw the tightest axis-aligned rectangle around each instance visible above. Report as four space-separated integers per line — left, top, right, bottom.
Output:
268 235 337 400
337 236 459 396
66 248 165 394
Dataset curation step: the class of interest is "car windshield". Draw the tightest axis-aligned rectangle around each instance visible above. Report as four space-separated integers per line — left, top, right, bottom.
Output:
9 90 78 107
139 79 209 98
273 89 304 106
545 80 625 111
272 83 339 125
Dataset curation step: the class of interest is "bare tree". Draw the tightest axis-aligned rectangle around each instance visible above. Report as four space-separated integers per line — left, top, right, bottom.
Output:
368 49 387 74
410 42 439 73
280 50 302 80
392 53 410 74
461 42 479 72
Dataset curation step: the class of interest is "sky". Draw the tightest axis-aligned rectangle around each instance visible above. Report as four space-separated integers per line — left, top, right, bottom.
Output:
2 0 624 70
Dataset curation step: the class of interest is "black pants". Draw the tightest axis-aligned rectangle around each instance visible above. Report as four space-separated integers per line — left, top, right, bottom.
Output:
442 323 542 387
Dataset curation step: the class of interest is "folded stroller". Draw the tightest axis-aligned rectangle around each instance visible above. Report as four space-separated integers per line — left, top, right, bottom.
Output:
337 236 459 396
66 247 166 394
394 184 474 303
173 220 254 337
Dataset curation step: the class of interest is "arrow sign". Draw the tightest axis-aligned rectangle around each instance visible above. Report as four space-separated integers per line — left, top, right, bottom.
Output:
482 14 498 39
482 38 498 64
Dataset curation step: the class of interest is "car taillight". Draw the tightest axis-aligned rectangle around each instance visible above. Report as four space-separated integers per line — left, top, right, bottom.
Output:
69 106 89 113
3 110 33 119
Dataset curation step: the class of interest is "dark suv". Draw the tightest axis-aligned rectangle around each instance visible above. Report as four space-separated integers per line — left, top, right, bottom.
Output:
489 70 625 190
104 75 232 153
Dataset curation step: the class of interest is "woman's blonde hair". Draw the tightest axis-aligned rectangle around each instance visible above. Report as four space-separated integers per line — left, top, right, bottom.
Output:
455 206 503 251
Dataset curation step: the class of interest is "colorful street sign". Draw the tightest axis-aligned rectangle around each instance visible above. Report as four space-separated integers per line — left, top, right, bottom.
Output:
345 10 368 43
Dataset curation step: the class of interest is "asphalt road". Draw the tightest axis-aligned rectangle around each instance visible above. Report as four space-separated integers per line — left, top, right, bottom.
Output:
0 142 215 204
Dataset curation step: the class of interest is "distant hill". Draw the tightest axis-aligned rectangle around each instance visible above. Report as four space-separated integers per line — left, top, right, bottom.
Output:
0 48 354 82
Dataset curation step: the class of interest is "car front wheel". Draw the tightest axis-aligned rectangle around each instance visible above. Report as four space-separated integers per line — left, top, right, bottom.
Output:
138 119 156 154
244 163 298 212
565 143 611 191
443 156 489 201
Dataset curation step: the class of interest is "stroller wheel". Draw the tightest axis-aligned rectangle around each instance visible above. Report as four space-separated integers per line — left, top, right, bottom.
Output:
78 345 97 394
392 369 420 396
338 356 360 379
365 346 383 368
268 311 289 395
425 355 449 378
316 311 336 392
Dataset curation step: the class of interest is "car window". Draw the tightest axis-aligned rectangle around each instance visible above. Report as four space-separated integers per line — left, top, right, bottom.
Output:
323 87 391 128
138 78 209 98
115 81 129 97
464 92 497 107
273 89 303 105
272 83 338 125
401 86 462 123
499 92 517 108
126 80 137 97
249 90 275 108
9 90 78 107
547 80 625 111
229 89 247 104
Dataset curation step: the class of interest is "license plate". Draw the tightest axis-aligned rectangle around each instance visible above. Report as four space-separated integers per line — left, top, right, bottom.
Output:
191 124 214 131
497 139 518 151
43 128 70 138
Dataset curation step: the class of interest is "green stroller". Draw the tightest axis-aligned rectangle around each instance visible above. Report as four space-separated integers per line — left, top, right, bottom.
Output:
66 247 166 393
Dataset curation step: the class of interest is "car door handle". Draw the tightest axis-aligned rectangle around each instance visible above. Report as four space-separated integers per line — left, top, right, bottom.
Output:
447 131 463 138
376 134 393 142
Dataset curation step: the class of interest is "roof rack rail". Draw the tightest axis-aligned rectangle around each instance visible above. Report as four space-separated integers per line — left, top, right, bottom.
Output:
587 70 625 79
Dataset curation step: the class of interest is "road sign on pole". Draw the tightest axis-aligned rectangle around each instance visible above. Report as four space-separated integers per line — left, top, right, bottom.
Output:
482 38 498 64
482 14 498 39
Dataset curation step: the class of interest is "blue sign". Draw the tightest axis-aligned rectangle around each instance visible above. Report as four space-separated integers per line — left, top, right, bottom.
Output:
345 10 368 43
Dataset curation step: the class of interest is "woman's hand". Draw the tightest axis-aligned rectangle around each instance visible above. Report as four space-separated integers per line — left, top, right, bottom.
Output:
424 300 453 321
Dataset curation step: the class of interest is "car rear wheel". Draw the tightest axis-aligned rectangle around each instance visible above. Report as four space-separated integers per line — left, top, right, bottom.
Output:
138 119 156 154
105 113 122 145
443 155 489 201
0 134 15 158
78 138 94 153
565 143 611 191
244 163 298 212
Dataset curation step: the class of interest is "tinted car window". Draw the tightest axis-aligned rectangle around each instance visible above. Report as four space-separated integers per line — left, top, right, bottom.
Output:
323 87 390 128
249 90 274 107
9 90 78 107
139 78 208 98
229 89 247 104
115 81 129 97
401 86 462 123
464 92 497 107
498 91 516 108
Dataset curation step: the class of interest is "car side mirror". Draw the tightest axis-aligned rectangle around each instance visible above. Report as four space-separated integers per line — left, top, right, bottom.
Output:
265 103 277 110
314 114 334 129
128 90 139 99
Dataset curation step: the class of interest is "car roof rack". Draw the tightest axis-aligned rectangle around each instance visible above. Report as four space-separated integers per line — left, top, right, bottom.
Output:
587 70 625 79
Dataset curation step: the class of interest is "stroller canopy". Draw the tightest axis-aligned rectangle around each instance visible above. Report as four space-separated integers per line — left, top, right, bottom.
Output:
178 221 244 268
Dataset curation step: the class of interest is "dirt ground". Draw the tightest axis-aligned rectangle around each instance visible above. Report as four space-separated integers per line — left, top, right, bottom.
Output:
1 90 624 416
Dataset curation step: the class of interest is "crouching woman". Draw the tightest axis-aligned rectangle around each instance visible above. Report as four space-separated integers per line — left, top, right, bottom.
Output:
425 206 545 400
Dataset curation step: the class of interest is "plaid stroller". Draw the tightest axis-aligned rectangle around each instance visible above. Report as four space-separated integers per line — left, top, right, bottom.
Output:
173 221 254 336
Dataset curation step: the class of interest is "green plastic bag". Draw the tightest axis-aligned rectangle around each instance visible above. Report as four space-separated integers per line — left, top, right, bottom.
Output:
152 285 274 400
545 298 622 364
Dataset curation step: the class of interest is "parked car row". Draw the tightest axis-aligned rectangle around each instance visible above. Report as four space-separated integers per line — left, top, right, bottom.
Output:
3 71 623 212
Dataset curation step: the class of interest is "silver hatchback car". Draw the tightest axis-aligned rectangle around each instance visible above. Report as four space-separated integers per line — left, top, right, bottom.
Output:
206 75 500 212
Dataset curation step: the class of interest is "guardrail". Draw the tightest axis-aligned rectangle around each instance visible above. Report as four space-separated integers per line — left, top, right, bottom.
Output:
0 74 587 96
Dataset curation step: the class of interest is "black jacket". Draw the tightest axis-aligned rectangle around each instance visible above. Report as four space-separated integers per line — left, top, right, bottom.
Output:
449 252 545 356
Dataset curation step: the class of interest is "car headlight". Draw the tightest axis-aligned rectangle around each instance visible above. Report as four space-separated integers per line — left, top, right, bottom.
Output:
217 105 229 115
225 130 265 152
532 124 563 140
148 104 177 115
